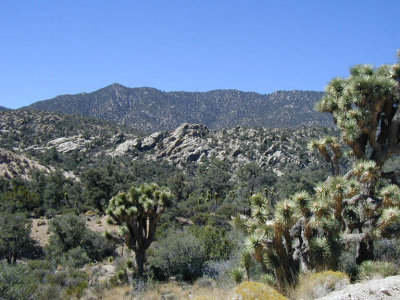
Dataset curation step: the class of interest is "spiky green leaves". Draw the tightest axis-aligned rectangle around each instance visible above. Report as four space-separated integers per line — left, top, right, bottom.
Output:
309 237 331 263
274 200 297 230
250 193 271 223
291 191 311 216
378 207 400 231
245 232 266 259
317 61 400 156
107 183 172 222
353 161 381 183
379 185 400 207
106 183 172 254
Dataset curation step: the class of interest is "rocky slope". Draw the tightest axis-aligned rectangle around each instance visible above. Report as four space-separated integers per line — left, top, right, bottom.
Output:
26 84 331 132
109 123 334 175
0 148 53 180
0 110 336 178
0 109 138 152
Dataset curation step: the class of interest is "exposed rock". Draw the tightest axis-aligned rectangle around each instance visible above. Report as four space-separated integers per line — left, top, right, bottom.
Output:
0 148 53 180
317 275 400 300
140 131 166 150
112 138 141 156
46 135 90 153
103 123 331 175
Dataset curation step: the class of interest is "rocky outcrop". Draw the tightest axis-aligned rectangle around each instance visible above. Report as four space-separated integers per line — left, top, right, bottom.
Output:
0 148 53 180
46 135 91 153
109 123 332 175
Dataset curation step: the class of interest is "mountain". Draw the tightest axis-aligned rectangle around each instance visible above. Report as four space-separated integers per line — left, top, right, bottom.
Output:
26 84 332 132
0 106 9 111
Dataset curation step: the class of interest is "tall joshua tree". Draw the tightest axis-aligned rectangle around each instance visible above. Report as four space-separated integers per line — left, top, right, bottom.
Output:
106 183 173 276
315 57 400 262
236 53 400 288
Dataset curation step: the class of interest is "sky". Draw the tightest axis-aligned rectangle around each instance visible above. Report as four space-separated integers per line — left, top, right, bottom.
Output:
0 0 399 109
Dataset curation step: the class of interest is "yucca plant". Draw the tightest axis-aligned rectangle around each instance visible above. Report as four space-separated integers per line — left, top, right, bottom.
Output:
241 250 254 280
231 267 245 284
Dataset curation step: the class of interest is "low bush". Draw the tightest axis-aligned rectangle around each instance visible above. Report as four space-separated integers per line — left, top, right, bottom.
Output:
190 225 234 260
45 214 114 266
375 239 400 266
0 262 39 300
149 229 206 281
358 260 399 281
290 271 349 300
235 281 288 300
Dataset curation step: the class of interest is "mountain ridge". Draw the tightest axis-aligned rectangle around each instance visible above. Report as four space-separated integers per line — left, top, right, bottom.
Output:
26 84 331 132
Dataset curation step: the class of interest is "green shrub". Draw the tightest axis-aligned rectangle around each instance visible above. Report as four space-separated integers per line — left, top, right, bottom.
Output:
45 268 88 298
190 225 234 260
358 260 399 281
60 246 91 268
231 267 245 284
375 239 400 266
0 262 39 300
149 229 206 281
45 214 114 266
338 244 358 280
0 213 36 263
260 273 277 287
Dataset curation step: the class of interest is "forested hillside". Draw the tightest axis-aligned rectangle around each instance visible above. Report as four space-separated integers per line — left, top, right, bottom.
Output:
26 84 331 132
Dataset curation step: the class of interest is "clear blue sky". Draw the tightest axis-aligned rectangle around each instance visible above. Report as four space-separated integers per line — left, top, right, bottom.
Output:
1 0 399 109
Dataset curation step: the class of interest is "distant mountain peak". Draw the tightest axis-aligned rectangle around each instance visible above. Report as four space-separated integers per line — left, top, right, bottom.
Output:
0 106 10 111
26 85 331 132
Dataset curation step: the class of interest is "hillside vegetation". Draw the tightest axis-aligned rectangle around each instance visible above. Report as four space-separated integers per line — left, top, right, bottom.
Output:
26 84 331 132
2 55 400 300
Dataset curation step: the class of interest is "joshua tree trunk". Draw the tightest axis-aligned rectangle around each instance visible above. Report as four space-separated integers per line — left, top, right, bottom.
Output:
135 249 146 276
356 239 374 265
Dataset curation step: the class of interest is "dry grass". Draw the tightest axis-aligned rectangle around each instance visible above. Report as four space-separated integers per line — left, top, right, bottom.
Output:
235 281 288 300
98 286 132 300
287 271 349 300
131 281 237 300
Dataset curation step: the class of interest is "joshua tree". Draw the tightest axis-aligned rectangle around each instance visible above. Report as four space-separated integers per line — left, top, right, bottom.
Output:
236 53 400 288
315 57 400 261
106 183 173 276
317 61 400 173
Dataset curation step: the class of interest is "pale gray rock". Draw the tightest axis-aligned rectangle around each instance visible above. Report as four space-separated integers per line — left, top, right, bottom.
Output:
317 275 400 300
112 138 141 156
